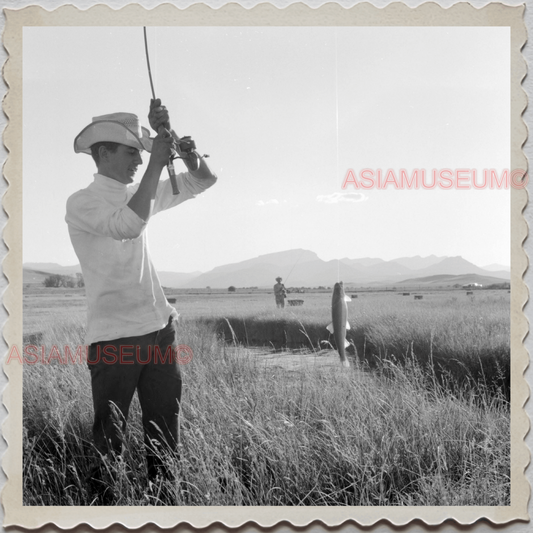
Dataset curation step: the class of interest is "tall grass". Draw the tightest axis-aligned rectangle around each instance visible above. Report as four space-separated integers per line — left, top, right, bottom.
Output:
199 293 510 399
23 316 509 506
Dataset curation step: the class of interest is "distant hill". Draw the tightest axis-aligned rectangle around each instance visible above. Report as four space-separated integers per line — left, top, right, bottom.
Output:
24 250 511 289
24 263 81 276
202 249 320 276
182 250 510 288
23 264 201 288
158 271 202 288
181 249 322 288
398 273 509 287
482 263 511 272
184 255 368 289
339 258 420 278
392 255 446 270
340 257 385 267
405 256 509 280
23 268 52 285
23 265 82 285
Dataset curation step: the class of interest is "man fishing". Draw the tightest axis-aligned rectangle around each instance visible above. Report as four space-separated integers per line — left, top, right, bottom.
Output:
274 276 287 308
65 99 217 500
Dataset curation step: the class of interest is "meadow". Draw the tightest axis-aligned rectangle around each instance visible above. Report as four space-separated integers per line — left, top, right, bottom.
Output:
22 286 510 506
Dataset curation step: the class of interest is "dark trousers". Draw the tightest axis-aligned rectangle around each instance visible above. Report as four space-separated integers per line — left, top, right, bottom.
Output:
88 317 182 479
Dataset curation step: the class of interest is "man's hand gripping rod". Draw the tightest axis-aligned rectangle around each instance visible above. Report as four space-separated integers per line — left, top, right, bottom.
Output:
143 27 203 195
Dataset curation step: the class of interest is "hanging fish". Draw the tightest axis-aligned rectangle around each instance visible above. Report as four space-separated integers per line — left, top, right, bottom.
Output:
326 281 352 367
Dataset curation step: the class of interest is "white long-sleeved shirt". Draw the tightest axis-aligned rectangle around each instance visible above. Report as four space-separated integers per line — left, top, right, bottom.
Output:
65 172 216 344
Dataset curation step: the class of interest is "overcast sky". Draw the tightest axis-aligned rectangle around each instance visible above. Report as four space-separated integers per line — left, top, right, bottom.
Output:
22 25 510 273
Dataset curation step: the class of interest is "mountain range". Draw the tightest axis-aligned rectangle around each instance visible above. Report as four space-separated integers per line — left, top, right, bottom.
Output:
23 249 510 289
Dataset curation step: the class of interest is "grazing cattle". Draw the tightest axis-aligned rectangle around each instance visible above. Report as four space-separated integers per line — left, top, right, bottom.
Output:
414 295 423 300
167 298 177 304
403 293 410 296
466 291 473 296
287 299 304 306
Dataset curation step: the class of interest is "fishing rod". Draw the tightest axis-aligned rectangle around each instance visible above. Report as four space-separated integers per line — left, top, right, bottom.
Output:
283 249 306 286
143 27 203 195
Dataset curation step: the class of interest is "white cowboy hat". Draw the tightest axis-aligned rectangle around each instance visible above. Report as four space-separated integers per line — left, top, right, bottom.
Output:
74 112 153 155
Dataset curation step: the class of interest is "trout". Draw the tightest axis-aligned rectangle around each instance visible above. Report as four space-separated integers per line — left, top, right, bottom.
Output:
326 281 352 367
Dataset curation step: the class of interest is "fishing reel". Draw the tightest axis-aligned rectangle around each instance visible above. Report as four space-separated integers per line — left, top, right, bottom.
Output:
172 136 209 173
164 133 210 196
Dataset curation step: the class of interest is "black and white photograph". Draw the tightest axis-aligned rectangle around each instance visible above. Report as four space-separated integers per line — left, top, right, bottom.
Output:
1 1 529 530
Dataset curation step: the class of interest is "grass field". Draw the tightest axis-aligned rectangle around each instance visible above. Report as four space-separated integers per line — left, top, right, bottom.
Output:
22 285 510 506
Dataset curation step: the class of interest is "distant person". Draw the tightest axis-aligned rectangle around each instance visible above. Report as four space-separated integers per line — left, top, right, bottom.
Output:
274 277 287 308
65 99 217 501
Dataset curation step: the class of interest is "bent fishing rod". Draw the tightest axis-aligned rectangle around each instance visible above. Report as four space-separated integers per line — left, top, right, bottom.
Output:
143 27 203 195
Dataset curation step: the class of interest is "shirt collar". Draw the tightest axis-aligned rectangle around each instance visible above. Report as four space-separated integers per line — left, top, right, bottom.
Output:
93 173 128 190
90 173 130 203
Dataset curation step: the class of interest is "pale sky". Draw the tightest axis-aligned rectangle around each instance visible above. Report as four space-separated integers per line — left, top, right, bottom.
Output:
23 26 511 272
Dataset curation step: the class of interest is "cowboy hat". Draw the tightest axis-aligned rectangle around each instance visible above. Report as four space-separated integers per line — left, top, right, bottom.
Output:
74 112 153 155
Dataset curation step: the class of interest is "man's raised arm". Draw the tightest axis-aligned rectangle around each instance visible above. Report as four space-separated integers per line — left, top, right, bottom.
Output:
127 130 175 221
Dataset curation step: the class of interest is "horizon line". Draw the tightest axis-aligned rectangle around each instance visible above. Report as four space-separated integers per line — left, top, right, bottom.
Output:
23 250 512 273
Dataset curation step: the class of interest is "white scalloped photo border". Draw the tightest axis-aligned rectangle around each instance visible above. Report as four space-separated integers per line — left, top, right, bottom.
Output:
1 2 528 530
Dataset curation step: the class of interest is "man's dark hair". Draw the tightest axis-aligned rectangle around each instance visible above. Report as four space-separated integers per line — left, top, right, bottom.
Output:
90 141 119 165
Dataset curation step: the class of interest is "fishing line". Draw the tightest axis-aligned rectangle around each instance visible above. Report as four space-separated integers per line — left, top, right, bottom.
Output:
334 28 340 191
334 28 340 284
142 26 204 191
284 248 306 286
